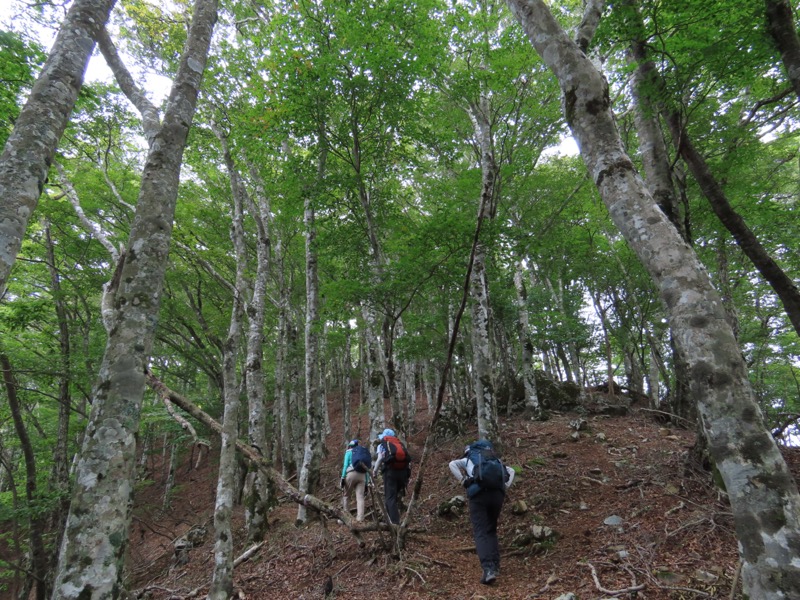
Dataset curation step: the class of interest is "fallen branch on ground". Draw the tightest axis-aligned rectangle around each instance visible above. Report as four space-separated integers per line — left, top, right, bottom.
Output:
233 542 264 567
400 565 426 589
145 370 364 544
581 561 646 596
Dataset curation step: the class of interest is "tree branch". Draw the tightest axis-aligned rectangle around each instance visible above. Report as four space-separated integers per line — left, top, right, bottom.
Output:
574 0 605 53
144 369 370 543
96 27 162 145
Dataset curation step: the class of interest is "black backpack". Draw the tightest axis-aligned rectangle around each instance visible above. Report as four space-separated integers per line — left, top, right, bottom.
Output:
350 445 372 473
466 441 507 491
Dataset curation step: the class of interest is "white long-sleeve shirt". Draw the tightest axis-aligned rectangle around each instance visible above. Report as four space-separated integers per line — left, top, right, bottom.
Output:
449 456 515 490
372 443 388 477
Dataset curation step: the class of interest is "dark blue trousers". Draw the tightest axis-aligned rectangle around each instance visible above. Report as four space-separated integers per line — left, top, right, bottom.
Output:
383 468 409 524
468 488 505 571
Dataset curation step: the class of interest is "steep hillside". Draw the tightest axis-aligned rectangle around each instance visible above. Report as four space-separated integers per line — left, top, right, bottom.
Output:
125 392 800 600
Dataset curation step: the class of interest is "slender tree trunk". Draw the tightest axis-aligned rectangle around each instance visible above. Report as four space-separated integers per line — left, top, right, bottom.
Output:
623 343 644 395
542 273 581 384
342 325 352 442
648 345 661 406
715 235 741 340
591 291 615 399
537 346 551 378
208 120 251 599
506 1 800 595
0 354 47 600
162 443 177 512
352 120 399 434
554 343 572 383
208 299 243 600
96 27 160 144
493 319 515 416
296 146 326 524
51 1 217 595
514 260 541 416
0 0 117 297
43 222 72 572
288 324 304 473
628 44 696 418
405 359 416 429
320 327 331 437
216 126 273 543
244 192 273 542
423 361 437 413
275 263 294 475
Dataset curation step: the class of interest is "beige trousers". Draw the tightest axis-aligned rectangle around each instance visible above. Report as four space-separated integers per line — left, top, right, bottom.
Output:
343 469 367 521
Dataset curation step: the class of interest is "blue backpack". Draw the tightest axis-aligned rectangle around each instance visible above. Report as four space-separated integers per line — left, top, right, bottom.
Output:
351 445 372 473
466 441 507 491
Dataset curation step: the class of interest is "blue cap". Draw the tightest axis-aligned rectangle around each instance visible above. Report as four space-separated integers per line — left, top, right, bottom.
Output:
378 428 395 440
348 439 358 448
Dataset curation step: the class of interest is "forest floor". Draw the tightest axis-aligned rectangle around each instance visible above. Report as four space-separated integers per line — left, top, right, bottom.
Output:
122 391 800 600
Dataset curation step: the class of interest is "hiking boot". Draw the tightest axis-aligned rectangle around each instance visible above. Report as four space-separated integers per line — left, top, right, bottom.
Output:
480 569 497 585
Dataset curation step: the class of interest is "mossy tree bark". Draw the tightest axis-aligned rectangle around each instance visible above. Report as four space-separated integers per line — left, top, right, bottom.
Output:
50 0 217 596
506 0 800 596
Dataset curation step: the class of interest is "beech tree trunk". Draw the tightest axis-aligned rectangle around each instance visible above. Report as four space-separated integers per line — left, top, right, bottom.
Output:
628 28 686 240
287 323 304 472
514 260 541 416
423 361 437 413
351 115 402 434
0 0 117 297
469 96 499 442
715 236 741 340
296 147 326 524
342 325 352 442
43 221 73 573
0 354 47 600
506 1 800 596
624 6 694 422
274 257 295 475
96 27 160 144
362 303 386 443
51 0 217 596
216 126 273 543
208 122 249 600
162 443 177 512
243 190 272 542
590 291 615 400
648 345 661 406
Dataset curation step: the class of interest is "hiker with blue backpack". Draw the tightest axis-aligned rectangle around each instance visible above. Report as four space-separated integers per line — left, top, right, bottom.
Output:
372 428 411 525
449 440 515 585
341 439 371 522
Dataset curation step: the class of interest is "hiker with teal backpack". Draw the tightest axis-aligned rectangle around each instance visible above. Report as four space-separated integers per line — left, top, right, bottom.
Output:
372 428 411 525
341 439 371 522
449 440 515 585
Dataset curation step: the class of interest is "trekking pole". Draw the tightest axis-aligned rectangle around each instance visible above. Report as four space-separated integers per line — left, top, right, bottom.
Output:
367 480 378 524
369 477 395 546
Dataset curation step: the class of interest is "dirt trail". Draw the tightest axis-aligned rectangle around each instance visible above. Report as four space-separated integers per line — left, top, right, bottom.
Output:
127 394 798 599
